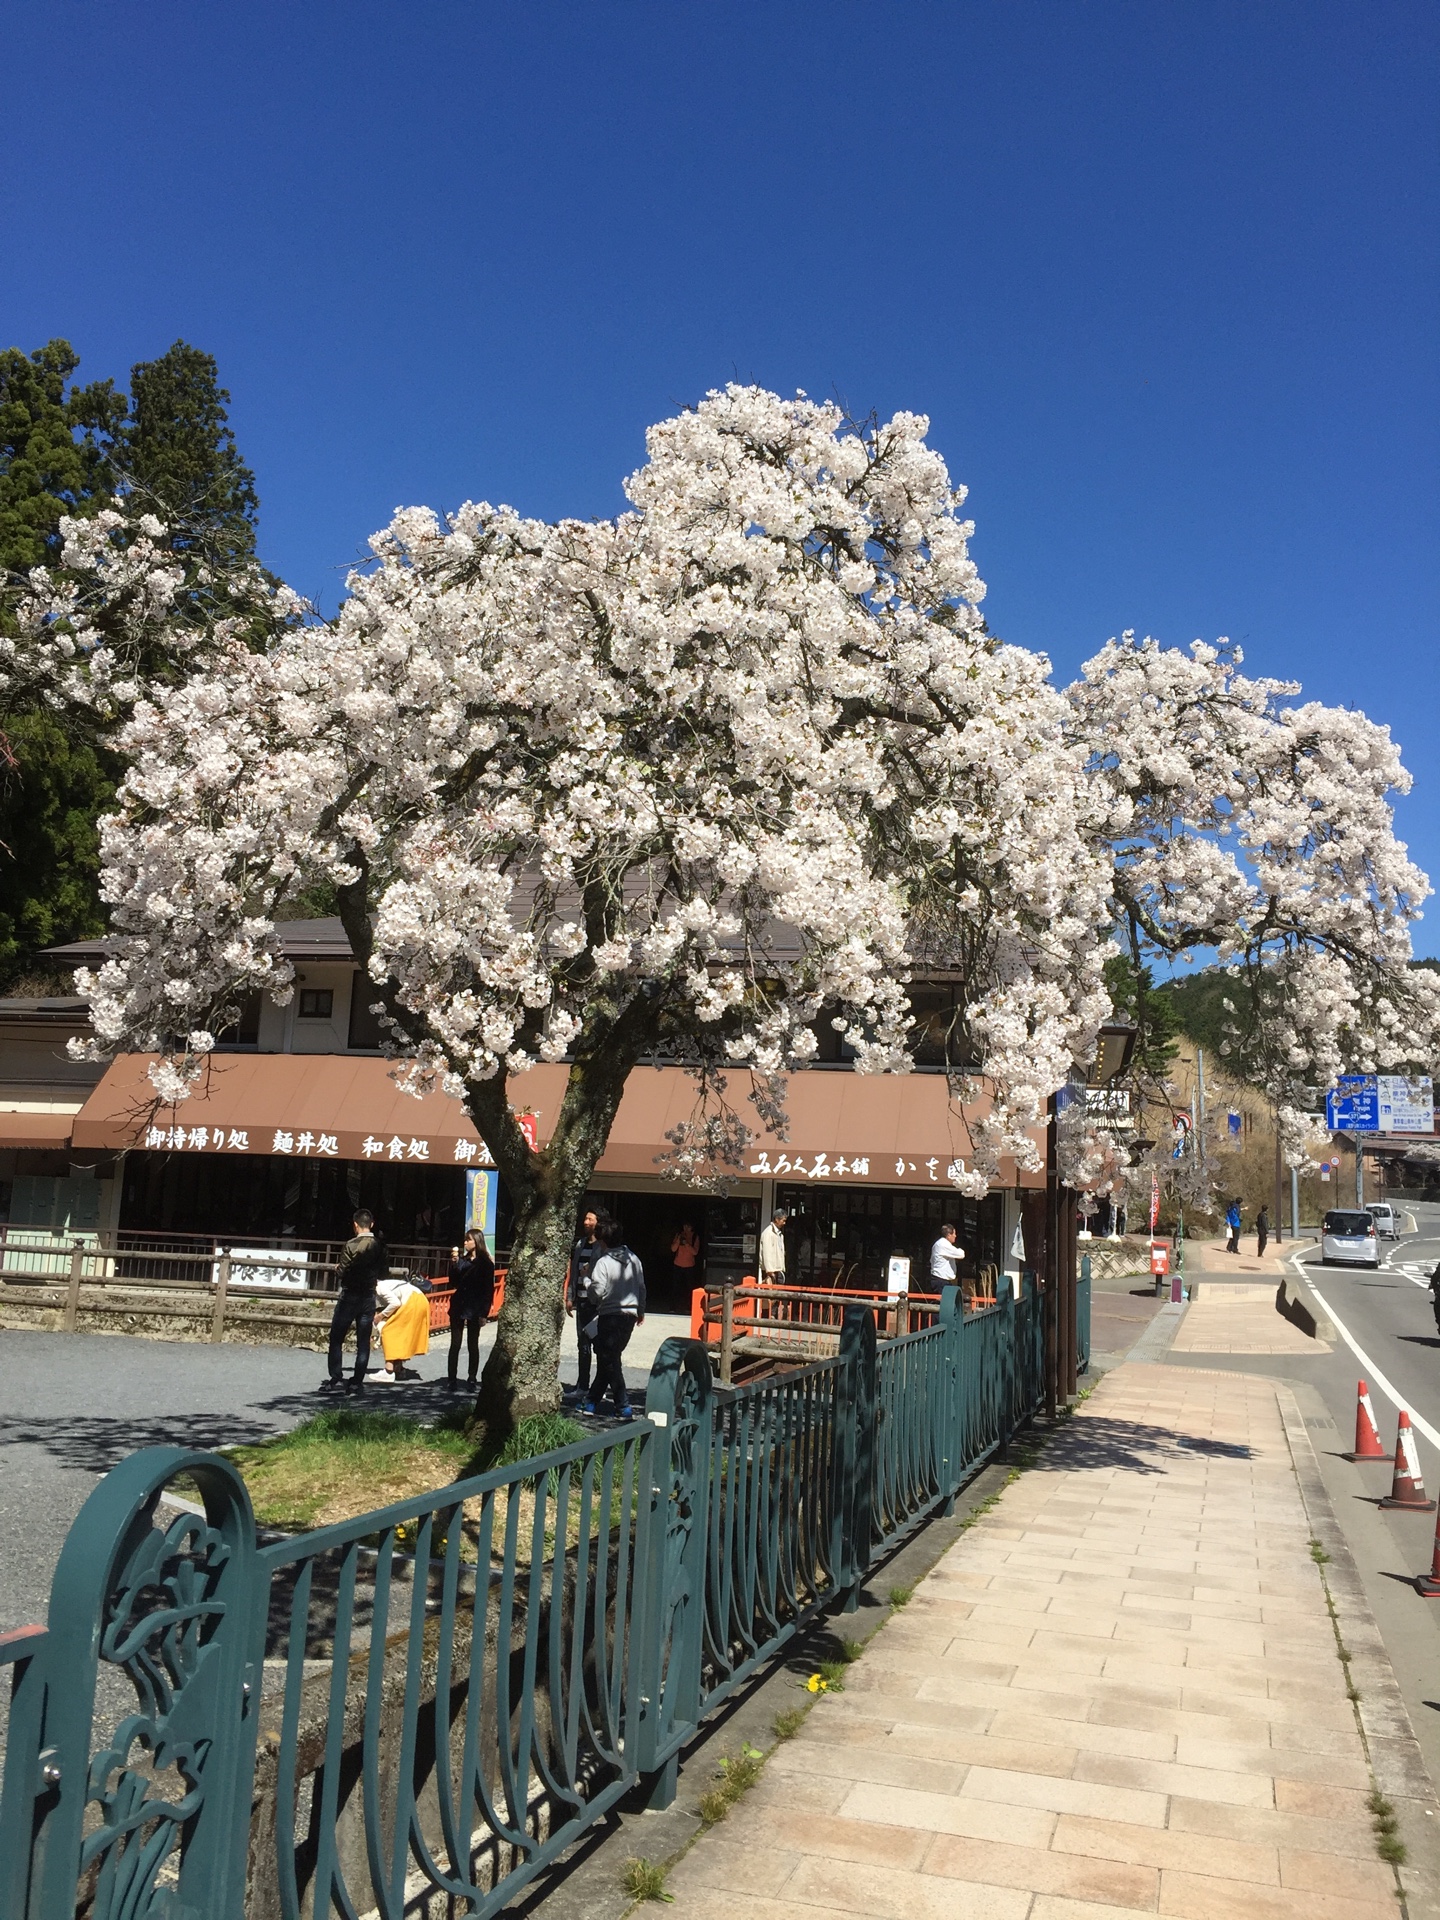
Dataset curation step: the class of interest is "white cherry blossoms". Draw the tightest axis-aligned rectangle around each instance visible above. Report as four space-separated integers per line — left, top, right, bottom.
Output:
1071 635 1437 1165
41 386 1115 1193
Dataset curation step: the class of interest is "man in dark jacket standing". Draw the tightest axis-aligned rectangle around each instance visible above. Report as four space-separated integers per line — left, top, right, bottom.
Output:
322 1210 389 1391
1255 1206 1270 1258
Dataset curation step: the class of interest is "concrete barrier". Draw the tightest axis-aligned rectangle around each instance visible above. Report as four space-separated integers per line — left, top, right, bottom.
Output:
1275 1274 1336 1343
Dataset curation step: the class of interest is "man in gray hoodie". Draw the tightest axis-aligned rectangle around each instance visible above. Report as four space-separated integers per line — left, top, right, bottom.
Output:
583 1222 646 1417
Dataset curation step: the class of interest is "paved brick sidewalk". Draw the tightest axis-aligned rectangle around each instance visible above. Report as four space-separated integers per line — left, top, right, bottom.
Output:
662 1363 1424 1919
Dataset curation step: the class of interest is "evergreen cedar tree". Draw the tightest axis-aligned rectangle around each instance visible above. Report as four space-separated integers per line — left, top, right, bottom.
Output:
0 338 258 984
7 384 1435 1437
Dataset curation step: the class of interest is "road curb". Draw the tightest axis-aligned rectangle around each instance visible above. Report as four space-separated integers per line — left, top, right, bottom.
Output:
1276 1379 1440 1916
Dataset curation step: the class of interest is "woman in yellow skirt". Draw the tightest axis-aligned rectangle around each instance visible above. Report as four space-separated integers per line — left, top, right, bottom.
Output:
374 1275 430 1381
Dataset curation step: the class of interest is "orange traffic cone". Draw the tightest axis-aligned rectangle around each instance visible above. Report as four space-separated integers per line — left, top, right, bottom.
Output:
1379 1413 1436 1511
1417 1511 1440 1596
1345 1380 1394 1462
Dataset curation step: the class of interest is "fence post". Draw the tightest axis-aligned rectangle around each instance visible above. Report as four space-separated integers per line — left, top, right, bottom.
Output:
936 1285 964 1509
895 1289 910 1337
63 1243 83 1332
835 1305 877 1611
0 1624 50 1920
211 1249 232 1343
31 1446 265 1920
719 1283 735 1385
635 1337 714 1810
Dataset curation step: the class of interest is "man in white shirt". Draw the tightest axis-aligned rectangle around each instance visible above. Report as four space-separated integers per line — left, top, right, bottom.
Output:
929 1223 966 1286
759 1208 788 1283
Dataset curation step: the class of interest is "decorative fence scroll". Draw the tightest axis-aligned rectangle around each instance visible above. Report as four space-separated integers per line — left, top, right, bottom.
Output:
0 1277 1061 1919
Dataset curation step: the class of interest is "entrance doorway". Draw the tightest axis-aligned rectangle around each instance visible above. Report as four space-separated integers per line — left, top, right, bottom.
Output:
581 1190 761 1313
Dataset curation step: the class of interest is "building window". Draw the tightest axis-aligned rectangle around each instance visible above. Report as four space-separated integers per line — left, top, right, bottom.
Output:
217 991 261 1047
298 988 334 1019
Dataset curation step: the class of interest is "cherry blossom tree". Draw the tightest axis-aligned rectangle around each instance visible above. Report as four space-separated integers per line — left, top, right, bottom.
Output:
1069 635 1439 1178
10 389 1113 1432
10 397 1434 1429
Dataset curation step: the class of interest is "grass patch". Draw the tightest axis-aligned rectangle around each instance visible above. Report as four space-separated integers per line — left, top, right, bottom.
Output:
1309 1538 1331 1565
216 1410 475 1529
470 1410 586 1473
698 1744 765 1825
621 1856 673 1903
195 1406 591 1536
833 1635 864 1663
773 1706 809 1740
1368 1789 1407 1863
887 1584 914 1609
813 1659 849 1691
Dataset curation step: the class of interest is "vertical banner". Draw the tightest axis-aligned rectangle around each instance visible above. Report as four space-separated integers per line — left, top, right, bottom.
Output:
465 1168 499 1246
1149 1173 1160 1234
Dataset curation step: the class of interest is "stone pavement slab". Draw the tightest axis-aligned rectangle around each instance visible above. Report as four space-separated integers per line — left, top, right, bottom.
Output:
662 1362 1435 1919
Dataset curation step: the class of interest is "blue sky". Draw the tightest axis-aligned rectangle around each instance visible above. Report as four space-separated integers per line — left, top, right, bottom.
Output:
3 2 1437 944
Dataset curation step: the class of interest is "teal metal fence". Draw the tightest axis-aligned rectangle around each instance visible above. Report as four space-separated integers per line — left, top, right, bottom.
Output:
0 1280 1047 1920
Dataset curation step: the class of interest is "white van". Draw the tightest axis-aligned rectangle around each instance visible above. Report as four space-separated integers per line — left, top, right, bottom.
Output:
1367 1203 1399 1239
1321 1210 1381 1268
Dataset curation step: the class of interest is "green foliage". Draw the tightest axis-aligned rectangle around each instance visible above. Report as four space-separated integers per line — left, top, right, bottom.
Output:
0 335 262 983
469 1410 586 1473
699 1743 765 1824
217 1409 473 1529
1155 965 1248 1061
772 1706 808 1740
621 1857 674 1903
887 1583 914 1609
121 340 258 566
0 338 124 578
1103 951 1180 1080
0 712 115 978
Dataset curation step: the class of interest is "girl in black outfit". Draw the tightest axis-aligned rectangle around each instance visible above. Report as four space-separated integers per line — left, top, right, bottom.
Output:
447 1229 495 1387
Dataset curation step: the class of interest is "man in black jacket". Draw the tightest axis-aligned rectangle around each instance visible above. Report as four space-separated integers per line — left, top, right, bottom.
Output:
321 1210 390 1391
564 1209 607 1402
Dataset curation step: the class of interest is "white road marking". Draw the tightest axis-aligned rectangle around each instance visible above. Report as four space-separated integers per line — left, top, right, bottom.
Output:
1290 1250 1440 1456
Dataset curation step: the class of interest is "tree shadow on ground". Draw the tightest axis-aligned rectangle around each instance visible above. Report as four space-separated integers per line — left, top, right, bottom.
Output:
1398 1335 1440 1349
1025 1415 1253 1477
0 1379 450 1474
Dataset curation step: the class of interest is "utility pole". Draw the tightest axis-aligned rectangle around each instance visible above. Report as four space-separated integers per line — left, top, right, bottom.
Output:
1355 1131 1365 1208
1196 1050 1207 1178
1291 1163 1301 1238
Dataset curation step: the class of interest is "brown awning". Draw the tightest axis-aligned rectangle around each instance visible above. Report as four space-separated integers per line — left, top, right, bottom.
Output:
71 1054 1044 1189
71 1054 489 1169
0 1110 77 1150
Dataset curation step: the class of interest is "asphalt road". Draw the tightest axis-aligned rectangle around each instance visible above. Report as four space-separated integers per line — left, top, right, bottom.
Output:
1167 1200 1440 1794
0 1310 688 1637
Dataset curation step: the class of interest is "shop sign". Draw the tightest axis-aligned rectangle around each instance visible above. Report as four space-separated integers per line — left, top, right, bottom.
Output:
747 1149 980 1184
140 1123 502 1165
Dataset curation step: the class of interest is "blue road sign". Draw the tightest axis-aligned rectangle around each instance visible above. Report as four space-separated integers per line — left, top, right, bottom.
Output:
1326 1075 1379 1132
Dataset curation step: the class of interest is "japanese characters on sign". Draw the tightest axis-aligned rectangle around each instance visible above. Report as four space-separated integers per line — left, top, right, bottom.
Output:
145 1125 253 1152
141 1124 497 1163
746 1149 973 1184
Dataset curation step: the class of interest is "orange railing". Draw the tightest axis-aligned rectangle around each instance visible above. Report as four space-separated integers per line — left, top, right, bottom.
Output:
689 1268 1001 1381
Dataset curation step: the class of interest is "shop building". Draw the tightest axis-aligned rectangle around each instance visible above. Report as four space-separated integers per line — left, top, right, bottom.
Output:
1 919 1047 1311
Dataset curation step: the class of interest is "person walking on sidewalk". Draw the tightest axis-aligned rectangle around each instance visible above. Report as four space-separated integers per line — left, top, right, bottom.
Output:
1429 1261 1440 1338
583 1223 646 1418
564 1209 607 1402
1225 1199 1242 1254
446 1228 495 1388
322 1210 389 1391
1256 1205 1270 1257
759 1208 789 1284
